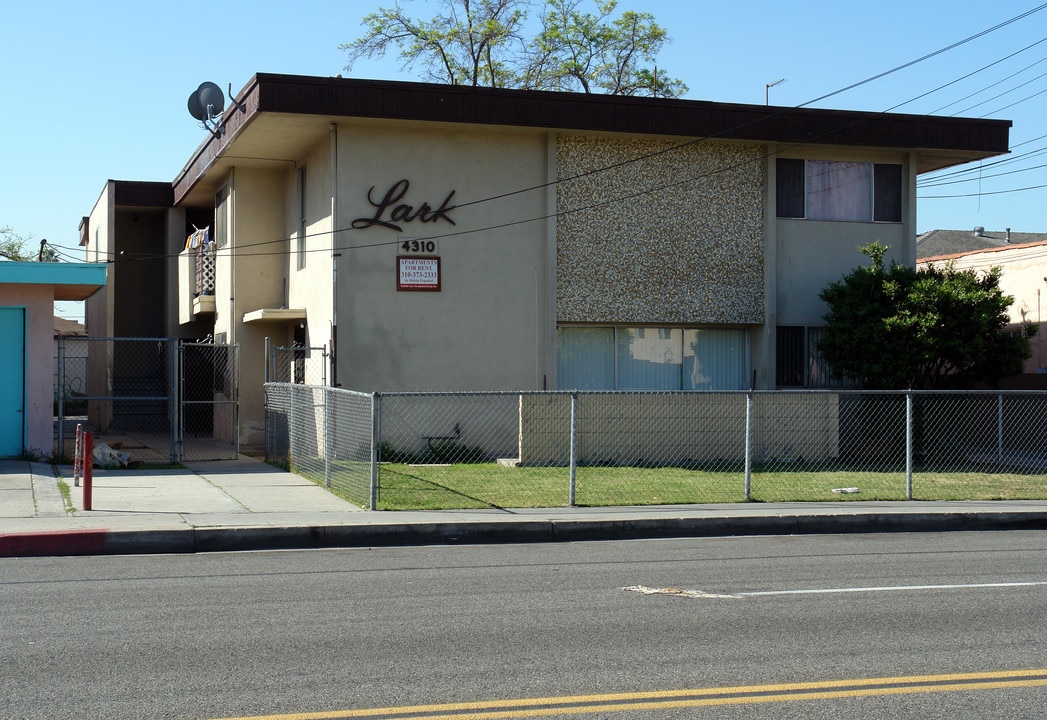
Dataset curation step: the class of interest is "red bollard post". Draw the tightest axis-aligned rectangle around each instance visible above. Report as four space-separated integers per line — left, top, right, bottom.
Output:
83 431 93 511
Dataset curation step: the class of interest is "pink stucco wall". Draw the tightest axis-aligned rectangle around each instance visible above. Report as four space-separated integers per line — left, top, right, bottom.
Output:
0 284 56 455
920 241 1047 375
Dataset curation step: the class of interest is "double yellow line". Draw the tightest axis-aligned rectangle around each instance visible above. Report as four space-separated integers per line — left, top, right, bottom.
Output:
211 668 1047 720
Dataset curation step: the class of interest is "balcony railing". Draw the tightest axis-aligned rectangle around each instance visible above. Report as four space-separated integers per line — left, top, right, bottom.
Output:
178 244 216 322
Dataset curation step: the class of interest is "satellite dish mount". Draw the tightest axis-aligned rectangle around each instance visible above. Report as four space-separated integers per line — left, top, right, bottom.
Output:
187 82 244 138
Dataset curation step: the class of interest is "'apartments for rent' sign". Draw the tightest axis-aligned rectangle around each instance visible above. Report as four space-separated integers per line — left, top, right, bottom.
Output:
397 256 441 291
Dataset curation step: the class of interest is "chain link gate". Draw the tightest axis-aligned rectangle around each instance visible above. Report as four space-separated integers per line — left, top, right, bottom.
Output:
178 341 239 461
53 337 240 463
268 342 328 386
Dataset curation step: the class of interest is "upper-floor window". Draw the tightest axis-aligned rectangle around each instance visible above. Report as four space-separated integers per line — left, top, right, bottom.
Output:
215 187 229 249
776 159 901 223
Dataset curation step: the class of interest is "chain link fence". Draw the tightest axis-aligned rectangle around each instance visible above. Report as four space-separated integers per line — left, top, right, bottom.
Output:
54 337 239 463
179 342 239 461
268 344 328 386
265 385 1047 510
265 384 374 507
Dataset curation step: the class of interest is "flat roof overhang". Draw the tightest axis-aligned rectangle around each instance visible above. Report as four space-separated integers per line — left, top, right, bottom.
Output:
242 308 307 324
173 74 1013 208
0 262 107 301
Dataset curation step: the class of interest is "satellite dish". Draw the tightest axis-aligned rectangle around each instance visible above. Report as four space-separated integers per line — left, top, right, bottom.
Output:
188 81 225 122
188 81 244 137
197 82 225 118
187 91 206 121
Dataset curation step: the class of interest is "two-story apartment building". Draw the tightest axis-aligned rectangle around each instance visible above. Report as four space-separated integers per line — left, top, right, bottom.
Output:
82 74 1010 450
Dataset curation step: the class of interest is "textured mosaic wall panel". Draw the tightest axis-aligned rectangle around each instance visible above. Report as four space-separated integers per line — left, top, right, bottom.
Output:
556 136 764 324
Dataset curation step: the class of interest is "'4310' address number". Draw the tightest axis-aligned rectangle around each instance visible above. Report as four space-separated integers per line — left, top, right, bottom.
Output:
401 239 437 253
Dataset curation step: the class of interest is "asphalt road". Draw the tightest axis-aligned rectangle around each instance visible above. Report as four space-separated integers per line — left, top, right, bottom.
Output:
3 531 1047 719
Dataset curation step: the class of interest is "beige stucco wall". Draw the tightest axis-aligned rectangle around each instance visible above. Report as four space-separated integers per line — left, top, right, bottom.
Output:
776 219 909 325
84 184 115 431
0 285 56 454
773 149 915 326
556 137 765 324
217 167 290 446
222 121 926 445
333 123 552 391
286 133 335 368
164 207 188 337
84 182 114 337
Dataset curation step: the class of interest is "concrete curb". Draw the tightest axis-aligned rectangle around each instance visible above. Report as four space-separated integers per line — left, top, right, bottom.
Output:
5 510 1047 557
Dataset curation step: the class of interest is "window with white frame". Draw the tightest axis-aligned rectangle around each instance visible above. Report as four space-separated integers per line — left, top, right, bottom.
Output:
776 159 901 223
557 327 749 391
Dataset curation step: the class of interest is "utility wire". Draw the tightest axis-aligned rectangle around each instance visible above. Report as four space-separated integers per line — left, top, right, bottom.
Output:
60 4 1047 265
919 182 1047 199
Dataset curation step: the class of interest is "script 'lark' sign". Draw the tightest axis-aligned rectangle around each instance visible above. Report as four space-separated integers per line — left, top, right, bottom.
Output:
352 179 456 233
397 256 441 291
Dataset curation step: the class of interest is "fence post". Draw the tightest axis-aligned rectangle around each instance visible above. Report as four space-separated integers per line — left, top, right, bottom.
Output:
744 391 754 501
170 340 180 463
569 392 578 507
323 386 332 489
997 393 1004 466
369 392 381 511
906 391 914 501
264 337 271 462
56 334 65 459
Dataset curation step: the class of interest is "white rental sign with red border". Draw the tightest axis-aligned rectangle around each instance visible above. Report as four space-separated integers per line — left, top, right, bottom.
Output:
397 256 441 291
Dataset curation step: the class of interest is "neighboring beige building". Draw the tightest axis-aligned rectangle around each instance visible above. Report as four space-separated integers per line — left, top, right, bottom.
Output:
83 74 1010 450
918 227 1047 376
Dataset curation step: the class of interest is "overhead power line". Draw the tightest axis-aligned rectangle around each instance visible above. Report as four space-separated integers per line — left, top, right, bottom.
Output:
58 4 1047 265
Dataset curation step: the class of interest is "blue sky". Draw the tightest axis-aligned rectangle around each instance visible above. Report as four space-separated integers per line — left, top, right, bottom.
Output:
3 0 1046 321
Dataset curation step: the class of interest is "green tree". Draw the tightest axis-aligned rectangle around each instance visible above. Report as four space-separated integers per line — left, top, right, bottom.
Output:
527 0 686 96
341 0 528 88
340 0 686 97
1 226 56 262
818 242 1035 389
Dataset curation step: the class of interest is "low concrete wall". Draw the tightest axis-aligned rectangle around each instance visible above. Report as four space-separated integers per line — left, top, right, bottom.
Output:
519 393 841 466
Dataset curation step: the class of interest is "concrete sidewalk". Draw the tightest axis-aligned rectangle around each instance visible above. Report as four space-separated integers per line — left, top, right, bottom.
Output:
3 457 1047 557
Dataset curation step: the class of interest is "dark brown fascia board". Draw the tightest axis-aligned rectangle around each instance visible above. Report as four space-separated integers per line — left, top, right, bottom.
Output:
173 73 1012 206
112 180 174 208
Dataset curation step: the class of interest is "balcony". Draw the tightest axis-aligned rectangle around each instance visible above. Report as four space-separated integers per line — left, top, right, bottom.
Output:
178 244 216 323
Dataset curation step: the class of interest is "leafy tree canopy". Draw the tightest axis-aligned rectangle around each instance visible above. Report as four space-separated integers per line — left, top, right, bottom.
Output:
818 242 1035 390
1 226 56 262
340 0 687 97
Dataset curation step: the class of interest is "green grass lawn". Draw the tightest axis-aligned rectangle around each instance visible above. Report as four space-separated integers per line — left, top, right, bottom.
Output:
296 461 1047 510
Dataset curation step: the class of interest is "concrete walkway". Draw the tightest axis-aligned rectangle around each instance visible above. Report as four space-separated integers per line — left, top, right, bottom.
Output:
3 457 1047 557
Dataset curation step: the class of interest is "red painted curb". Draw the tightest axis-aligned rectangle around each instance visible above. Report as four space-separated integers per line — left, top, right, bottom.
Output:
0 530 109 557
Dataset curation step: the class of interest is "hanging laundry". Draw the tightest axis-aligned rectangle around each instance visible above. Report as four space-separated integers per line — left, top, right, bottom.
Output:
183 226 211 250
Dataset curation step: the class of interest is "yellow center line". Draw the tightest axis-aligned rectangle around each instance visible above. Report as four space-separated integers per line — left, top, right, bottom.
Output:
206 668 1047 720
